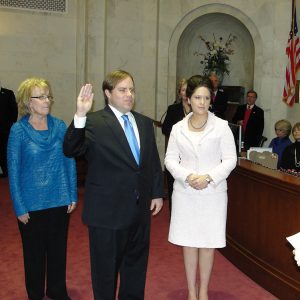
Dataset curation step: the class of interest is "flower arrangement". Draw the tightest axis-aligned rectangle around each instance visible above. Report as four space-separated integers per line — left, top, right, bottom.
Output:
194 33 237 77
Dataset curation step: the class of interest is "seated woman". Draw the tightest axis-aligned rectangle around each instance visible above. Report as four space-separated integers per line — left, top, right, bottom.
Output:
280 122 300 172
269 119 292 168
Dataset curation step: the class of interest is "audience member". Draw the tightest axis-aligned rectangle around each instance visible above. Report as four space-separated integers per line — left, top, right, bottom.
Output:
7 78 77 300
63 70 164 300
269 119 292 168
162 78 190 213
209 72 228 120
165 75 237 300
232 90 264 150
280 122 300 172
0 83 18 177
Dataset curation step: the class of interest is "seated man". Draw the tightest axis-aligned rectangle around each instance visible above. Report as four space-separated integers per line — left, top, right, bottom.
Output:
232 89 264 150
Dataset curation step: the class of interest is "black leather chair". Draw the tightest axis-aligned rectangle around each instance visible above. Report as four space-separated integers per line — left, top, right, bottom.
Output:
259 136 268 147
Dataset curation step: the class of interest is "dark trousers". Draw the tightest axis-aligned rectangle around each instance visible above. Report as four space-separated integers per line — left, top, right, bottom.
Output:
165 169 174 215
18 206 70 300
88 223 150 300
0 133 8 177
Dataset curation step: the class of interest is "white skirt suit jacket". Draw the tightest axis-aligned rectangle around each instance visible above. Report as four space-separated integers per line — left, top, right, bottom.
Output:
165 112 237 248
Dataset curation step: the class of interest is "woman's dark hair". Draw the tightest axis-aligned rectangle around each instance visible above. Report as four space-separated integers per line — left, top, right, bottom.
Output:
186 75 213 98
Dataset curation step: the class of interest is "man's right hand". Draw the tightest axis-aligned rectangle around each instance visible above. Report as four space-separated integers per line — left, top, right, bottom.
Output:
76 84 94 117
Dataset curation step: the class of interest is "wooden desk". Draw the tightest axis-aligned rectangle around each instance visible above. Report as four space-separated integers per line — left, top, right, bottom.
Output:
220 159 300 299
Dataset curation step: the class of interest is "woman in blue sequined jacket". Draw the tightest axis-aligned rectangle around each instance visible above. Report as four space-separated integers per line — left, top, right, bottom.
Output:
7 78 77 300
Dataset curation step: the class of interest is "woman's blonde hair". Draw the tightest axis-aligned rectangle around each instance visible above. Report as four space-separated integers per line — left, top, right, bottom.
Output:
177 78 187 95
16 77 52 117
274 119 292 137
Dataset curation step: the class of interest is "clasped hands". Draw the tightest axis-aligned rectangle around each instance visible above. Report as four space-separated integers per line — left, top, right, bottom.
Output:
186 174 209 190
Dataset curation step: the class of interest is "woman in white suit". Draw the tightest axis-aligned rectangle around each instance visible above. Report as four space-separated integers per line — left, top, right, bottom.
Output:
165 75 237 300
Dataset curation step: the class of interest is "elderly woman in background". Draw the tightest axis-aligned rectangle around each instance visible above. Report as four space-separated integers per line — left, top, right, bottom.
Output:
269 119 292 168
162 78 190 213
165 75 236 300
280 122 300 172
7 78 77 300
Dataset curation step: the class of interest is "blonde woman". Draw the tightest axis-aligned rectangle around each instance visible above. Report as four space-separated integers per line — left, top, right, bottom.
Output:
7 78 77 300
269 119 292 168
162 78 190 213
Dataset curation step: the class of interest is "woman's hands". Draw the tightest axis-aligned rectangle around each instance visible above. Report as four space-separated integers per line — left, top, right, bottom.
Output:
17 202 77 225
76 84 94 117
186 174 209 190
18 213 30 224
67 202 77 213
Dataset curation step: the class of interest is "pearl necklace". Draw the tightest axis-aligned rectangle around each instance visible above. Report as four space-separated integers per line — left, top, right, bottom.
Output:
189 117 207 130
295 148 300 168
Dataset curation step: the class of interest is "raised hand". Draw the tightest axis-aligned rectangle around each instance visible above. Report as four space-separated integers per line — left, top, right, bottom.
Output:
76 84 94 117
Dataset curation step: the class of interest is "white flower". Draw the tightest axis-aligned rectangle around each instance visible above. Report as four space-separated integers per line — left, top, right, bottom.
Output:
194 33 237 76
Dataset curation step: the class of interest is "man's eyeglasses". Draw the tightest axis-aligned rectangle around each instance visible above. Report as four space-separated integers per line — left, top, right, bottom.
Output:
31 95 54 102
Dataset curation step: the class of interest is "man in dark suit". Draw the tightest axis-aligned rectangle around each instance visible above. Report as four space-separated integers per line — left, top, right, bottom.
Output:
0 85 18 177
209 73 228 119
63 70 164 300
232 89 264 150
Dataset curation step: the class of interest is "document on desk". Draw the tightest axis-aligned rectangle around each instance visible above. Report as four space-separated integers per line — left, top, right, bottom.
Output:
286 232 300 248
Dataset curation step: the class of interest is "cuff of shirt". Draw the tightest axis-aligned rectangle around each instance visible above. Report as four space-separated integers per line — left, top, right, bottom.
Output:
74 114 87 128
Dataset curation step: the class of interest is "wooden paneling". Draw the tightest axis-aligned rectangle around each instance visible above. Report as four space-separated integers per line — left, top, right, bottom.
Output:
220 159 300 300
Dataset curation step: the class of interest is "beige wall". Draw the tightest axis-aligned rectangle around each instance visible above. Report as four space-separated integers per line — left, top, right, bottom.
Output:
0 1 79 123
0 0 300 160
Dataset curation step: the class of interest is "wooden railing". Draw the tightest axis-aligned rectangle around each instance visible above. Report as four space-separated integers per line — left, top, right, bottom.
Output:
220 158 300 299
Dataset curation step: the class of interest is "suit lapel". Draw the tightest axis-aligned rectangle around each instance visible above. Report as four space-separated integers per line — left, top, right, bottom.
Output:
103 106 138 166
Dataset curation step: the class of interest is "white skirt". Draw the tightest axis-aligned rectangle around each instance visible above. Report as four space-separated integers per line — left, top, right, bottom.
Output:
168 189 228 248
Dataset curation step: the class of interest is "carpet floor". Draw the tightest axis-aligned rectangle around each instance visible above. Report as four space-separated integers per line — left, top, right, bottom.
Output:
0 178 278 299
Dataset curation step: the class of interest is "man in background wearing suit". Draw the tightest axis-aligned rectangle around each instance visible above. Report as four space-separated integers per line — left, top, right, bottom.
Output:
63 70 164 300
0 84 18 177
209 72 228 119
232 89 264 150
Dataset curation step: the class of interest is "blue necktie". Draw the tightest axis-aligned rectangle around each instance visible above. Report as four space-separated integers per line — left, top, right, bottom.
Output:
121 115 140 165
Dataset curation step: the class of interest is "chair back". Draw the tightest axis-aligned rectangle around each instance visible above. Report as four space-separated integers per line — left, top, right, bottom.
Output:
259 136 268 147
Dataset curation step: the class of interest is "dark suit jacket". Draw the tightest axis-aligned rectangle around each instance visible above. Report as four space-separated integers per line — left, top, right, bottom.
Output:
210 88 228 120
161 102 185 137
63 106 164 229
0 87 17 136
232 104 264 150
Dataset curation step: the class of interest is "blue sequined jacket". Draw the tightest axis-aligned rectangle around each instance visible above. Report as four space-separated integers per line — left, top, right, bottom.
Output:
8 114 77 217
